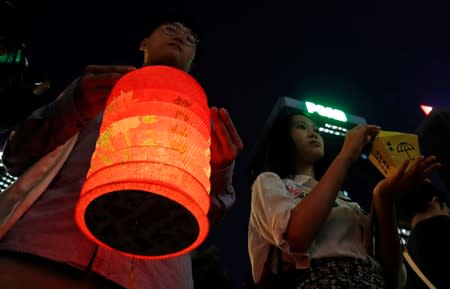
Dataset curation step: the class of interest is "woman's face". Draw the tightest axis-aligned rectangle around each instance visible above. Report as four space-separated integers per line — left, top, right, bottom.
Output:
289 114 325 164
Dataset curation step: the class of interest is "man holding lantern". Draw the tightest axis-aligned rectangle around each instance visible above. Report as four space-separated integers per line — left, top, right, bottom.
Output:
0 14 243 289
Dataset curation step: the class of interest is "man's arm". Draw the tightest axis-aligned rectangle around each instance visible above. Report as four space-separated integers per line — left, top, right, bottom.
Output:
2 65 135 176
208 161 236 222
2 79 87 176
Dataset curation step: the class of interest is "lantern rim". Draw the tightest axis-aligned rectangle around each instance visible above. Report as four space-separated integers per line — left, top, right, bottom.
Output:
75 181 209 259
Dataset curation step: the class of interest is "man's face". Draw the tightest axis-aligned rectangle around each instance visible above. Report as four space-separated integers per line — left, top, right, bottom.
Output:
140 22 198 71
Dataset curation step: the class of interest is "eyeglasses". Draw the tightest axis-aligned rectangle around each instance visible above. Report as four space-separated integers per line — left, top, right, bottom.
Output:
161 23 200 47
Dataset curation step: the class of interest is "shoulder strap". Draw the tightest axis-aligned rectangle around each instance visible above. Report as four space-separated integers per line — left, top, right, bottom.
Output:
402 242 437 289
0 133 79 238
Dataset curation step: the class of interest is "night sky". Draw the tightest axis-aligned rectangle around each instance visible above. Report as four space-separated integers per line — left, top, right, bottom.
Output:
12 0 450 287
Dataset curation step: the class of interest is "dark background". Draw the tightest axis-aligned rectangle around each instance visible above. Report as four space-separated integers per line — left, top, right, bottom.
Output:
8 0 450 287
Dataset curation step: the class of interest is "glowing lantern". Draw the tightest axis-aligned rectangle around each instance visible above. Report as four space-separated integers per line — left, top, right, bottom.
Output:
75 66 211 259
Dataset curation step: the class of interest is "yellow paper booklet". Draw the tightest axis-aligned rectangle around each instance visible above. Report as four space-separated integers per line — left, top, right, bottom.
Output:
368 130 421 177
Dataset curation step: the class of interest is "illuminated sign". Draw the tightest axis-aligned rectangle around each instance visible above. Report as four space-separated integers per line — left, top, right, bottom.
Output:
420 104 433 116
305 101 347 122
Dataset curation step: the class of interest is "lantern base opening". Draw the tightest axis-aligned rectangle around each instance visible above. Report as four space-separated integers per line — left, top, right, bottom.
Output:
84 190 199 256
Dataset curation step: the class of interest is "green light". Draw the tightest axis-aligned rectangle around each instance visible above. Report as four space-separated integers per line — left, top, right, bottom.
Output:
0 50 22 64
305 101 347 122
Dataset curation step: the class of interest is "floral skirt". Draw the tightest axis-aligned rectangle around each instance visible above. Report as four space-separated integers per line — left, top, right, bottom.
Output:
286 257 385 289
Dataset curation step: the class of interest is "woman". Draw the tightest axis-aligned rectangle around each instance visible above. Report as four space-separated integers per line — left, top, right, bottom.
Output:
248 109 440 289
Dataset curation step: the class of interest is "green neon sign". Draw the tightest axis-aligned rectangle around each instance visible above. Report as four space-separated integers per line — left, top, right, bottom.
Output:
305 101 347 122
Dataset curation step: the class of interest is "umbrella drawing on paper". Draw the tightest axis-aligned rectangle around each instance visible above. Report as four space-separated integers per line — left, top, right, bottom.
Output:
397 142 416 160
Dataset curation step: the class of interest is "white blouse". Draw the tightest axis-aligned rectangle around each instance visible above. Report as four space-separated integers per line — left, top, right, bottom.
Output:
248 172 378 283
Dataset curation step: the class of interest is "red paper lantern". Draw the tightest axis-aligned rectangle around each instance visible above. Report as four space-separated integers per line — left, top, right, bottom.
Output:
75 66 211 259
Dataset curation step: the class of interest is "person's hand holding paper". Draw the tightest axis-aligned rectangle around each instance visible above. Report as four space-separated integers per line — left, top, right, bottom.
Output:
369 130 421 177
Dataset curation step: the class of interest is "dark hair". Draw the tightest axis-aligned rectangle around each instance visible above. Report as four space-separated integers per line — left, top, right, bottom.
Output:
262 108 330 180
403 182 449 220
136 12 202 71
416 108 450 195
140 13 201 41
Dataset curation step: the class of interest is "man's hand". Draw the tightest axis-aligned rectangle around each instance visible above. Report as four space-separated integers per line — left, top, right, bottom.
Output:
209 107 244 169
74 65 136 120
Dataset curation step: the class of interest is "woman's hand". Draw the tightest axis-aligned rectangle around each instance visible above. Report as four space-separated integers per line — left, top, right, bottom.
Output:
373 155 441 203
340 124 381 162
